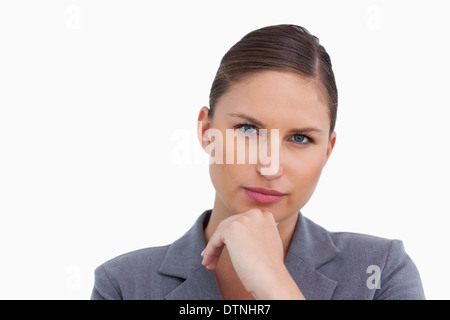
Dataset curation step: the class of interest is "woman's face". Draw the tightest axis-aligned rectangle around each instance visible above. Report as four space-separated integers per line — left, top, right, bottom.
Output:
198 70 336 223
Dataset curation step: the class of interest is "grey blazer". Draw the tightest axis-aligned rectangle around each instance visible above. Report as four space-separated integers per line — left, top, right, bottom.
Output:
91 210 425 300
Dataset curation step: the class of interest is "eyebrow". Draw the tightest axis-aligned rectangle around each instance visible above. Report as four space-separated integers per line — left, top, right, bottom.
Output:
227 112 323 135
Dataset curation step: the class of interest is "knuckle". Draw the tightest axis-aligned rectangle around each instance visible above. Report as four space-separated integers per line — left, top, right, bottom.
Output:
246 208 262 215
227 219 244 235
246 209 263 219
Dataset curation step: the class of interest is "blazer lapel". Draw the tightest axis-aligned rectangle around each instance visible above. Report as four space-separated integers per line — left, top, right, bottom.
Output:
285 213 341 300
285 255 338 300
158 210 222 300
164 265 222 300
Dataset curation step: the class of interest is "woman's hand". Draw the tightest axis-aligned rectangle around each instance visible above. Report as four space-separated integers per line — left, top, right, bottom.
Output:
201 208 305 300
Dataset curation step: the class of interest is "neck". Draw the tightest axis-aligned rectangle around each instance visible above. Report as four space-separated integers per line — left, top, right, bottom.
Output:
204 193 299 259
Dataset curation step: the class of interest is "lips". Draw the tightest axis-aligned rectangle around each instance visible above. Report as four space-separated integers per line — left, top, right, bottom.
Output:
243 187 287 204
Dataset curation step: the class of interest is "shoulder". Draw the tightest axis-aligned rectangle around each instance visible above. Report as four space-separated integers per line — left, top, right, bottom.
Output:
91 210 212 300
299 215 397 266
99 245 169 276
331 230 395 258
91 245 180 300
298 215 424 299
324 228 424 299
301 215 404 261
328 229 414 275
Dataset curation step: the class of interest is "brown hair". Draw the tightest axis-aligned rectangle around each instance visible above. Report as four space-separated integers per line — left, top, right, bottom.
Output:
208 24 338 134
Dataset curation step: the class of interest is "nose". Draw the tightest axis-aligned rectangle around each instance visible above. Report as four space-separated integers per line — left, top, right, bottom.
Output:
256 129 283 179
257 162 284 180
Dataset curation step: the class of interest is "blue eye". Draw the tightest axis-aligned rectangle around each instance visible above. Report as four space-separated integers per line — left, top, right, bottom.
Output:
291 134 310 144
236 124 258 135
234 123 312 145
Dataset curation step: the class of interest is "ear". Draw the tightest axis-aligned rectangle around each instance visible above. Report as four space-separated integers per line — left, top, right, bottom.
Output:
323 131 337 167
197 106 212 151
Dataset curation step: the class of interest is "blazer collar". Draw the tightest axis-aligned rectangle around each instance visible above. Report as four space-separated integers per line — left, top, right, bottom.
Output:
159 210 340 300
284 214 341 299
159 210 222 299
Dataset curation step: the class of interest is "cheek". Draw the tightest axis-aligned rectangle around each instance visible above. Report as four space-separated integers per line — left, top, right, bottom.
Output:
209 131 255 181
224 131 259 165
208 159 248 195
287 151 326 198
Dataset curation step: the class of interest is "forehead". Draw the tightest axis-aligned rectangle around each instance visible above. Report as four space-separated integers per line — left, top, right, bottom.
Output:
215 70 330 130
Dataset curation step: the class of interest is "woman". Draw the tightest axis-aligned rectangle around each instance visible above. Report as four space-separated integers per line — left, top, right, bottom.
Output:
91 24 425 300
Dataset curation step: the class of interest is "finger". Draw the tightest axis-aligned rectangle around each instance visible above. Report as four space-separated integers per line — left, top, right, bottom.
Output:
201 209 265 270
201 227 227 270
201 212 248 269
258 209 277 225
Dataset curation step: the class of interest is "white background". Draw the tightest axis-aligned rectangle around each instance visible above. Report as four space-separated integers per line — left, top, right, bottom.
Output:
0 0 449 300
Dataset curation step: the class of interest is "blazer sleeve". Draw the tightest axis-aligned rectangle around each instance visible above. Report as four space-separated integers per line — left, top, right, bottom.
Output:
374 239 425 300
91 265 123 300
